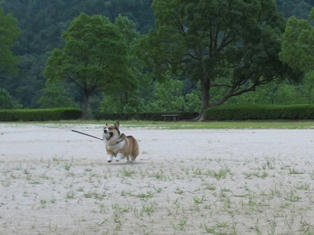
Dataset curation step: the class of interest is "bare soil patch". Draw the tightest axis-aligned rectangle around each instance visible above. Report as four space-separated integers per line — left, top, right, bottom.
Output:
1 124 314 234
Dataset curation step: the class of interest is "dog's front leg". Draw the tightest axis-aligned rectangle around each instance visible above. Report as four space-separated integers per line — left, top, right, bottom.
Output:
107 154 114 163
116 153 124 162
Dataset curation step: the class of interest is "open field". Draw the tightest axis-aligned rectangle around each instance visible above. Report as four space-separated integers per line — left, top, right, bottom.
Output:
1 123 314 234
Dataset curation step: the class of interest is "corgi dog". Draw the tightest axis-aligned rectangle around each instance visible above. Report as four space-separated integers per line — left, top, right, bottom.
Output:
103 121 139 163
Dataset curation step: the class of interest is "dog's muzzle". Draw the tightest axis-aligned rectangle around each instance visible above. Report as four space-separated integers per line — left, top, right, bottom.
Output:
104 131 113 140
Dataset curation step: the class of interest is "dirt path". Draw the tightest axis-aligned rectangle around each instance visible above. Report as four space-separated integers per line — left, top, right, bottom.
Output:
1 124 314 234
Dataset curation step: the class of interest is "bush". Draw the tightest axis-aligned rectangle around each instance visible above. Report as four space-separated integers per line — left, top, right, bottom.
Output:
94 112 199 121
205 104 314 120
0 108 82 121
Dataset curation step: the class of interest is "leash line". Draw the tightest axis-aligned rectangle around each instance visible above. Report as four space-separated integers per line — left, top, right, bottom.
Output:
71 129 103 141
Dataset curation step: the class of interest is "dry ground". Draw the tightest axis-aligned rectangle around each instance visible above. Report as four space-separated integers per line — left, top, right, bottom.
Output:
1 123 314 235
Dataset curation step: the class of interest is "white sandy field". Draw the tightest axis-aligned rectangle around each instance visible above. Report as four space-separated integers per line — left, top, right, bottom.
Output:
0 123 314 235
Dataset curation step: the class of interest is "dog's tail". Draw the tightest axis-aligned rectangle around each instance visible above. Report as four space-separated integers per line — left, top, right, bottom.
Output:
127 136 139 161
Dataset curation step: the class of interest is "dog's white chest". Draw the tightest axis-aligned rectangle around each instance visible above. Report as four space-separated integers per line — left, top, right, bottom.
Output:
106 140 125 153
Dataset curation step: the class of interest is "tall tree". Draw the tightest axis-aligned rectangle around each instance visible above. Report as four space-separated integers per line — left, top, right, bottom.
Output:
0 7 20 74
280 8 314 73
139 0 302 120
44 13 130 118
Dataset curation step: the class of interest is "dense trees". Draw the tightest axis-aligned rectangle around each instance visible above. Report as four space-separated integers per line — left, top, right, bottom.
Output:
139 0 302 120
0 0 154 107
0 0 313 115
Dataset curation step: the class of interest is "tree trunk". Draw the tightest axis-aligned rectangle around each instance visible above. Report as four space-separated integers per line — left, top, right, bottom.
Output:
197 77 210 121
82 92 89 120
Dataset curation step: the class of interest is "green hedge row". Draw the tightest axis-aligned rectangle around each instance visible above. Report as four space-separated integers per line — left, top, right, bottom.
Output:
0 108 82 121
94 112 199 121
205 104 314 120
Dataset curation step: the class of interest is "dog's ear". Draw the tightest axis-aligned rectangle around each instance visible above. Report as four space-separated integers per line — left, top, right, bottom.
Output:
114 121 120 129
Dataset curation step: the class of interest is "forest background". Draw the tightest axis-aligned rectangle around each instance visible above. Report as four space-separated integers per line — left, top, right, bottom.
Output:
0 0 313 118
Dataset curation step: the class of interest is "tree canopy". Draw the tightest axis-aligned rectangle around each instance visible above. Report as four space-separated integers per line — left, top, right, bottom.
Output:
280 8 314 73
139 0 302 119
44 13 130 118
0 0 312 112
0 0 154 107
0 7 20 74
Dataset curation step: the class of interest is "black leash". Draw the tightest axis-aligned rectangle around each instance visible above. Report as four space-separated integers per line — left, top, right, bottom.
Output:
71 129 103 141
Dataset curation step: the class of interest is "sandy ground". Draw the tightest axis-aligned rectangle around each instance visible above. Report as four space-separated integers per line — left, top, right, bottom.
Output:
1 123 314 235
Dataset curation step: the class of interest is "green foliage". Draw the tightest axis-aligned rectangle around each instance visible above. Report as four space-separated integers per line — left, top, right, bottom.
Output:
0 0 154 108
205 104 314 120
227 79 314 105
100 95 121 113
140 0 302 119
0 0 312 113
0 88 22 109
44 13 130 118
185 88 202 112
0 108 81 121
98 15 151 114
280 8 314 72
147 79 185 112
94 112 198 121
0 7 20 74
37 82 77 108
144 78 201 113
100 76 202 113
0 54 47 108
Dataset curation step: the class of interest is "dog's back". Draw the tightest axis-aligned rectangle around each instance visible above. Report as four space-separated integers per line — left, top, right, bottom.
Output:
127 136 139 161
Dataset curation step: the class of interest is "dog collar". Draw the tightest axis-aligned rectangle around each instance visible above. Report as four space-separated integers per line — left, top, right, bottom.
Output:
106 133 125 146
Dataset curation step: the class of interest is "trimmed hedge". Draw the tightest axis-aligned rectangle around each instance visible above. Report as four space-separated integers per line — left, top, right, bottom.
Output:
205 104 314 120
0 108 82 121
94 112 199 121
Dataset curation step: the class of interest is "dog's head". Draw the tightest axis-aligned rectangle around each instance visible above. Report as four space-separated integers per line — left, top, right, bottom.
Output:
103 121 120 141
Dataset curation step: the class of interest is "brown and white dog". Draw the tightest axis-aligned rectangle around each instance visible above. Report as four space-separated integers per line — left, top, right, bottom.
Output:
103 121 139 163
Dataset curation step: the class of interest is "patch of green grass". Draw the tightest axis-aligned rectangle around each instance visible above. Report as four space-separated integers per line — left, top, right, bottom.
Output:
203 224 216 234
141 203 155 216
288 168 304 175
149 170 168 180
295 183 310 191
120 168 136 177
216 222 228 228
7 120 314 129
66 191 75 199
285 190 302 202
207 168 230 180
64 163 72 171
173 219 187 231
193 195 206 204
40 199 47 207
136 192 154 200
204 183 216 191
